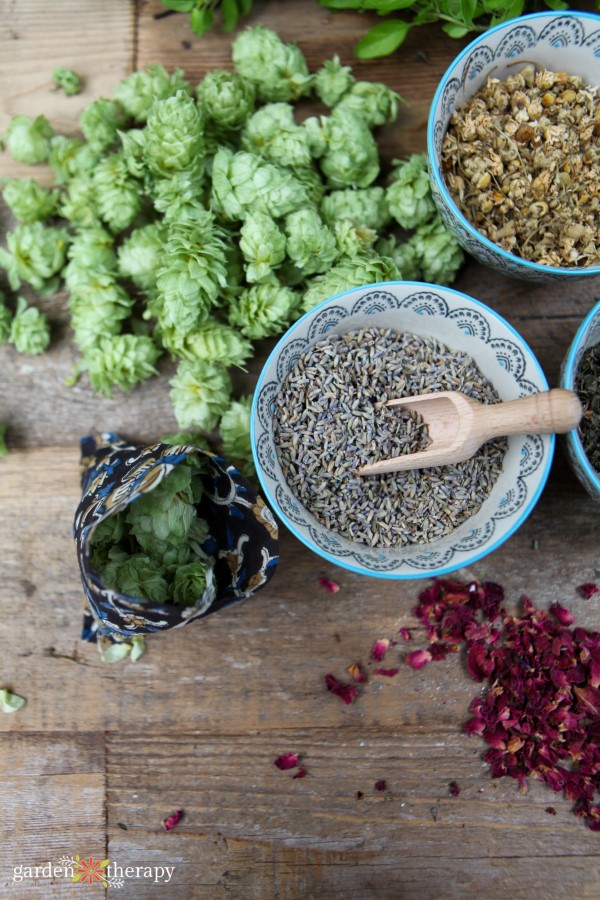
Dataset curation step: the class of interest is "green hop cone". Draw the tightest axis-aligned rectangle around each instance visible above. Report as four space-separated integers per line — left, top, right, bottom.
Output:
376 234 422 281
285 207 338 276
334 219 377 257
409 214 464 285
66 227 118 278
48 135 99 185
118 128 148 179
70 280 134 352
112 555 170 604
232 25 313 103
3 178 58 223
302 252 400 313
84 334 161 396
143 90 204 178
59 175 100 228
197 69 255 131
319 108 379 189
211 148 310 222
241 103 312 170
172 560 211 606
219 395 256 481
0 294 13 344
335 81 402 128
239 210 286 283
228 281 299 340
118 223 166 293
9 297 51 355
160 320 253 370
0 222 69 294
386 154 436 230
53 67 82 96
93 153 143 234
79 98 125 153
169 359 232 431
320 186 391 232
5 114 54 164
314 56 354 107
114 64 191 123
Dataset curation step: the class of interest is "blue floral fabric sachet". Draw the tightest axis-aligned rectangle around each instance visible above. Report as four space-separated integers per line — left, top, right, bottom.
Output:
74 432 279 643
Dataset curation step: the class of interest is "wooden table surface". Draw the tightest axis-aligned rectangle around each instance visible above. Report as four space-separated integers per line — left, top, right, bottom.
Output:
1 1 599 897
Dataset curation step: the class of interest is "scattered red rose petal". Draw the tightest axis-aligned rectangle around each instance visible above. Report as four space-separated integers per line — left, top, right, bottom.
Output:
370 638 390 662
325 673 359 705
347 661 368 683
274 752 299 771
399 627 413 642
549 602 575 626
546 807 557 815
162 809 183 832
319 577 340 594
293 767 307 779
375 780 387 792
578 583 599 600
406 648 432 669
449 781 461 796
374 667 399 677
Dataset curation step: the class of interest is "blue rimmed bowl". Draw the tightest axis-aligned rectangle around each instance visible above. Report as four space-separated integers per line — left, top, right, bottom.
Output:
428 11 600 283
251 282 554 580
560 300 600 502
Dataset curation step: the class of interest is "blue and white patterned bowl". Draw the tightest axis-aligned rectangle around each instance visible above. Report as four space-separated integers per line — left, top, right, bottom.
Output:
427 11 600 283
251 282 554 579
560 299 600 502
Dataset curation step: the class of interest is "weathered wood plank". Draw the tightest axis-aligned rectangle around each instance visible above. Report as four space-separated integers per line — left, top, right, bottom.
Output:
0 732 106 897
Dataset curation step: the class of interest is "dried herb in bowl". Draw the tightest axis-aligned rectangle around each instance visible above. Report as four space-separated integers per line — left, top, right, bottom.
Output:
442 64 600 268
575 343 600 473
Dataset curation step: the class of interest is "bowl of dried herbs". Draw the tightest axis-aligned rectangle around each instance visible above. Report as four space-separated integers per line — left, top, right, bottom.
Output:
561 299 600 502
251 281 554 579
428 11 600 283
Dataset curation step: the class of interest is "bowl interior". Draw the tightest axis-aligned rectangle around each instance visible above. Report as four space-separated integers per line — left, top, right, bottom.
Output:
252 283 554 578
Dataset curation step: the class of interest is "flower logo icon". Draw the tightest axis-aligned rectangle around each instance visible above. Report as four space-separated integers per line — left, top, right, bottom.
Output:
72 856 110 886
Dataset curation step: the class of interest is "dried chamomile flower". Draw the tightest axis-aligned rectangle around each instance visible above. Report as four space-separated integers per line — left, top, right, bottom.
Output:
228 281 299 339
302 252 400 313
210 148 309 221
334 219 377 257
0 293 12 343
161 320 253 369
48 135 99 184
386 154 436 230
314 56 354 107
285 207 338 275
239 210 286 283
154 215 229 334
376 234 421 280
3 178 58 223
9 296 51 355
93 153 143 234
5 114 54 164
232 25 313 103
241 103 312 170
0 222 69 293
409 214 464 285
169 359 232 431
319 108 379 189
79 98 125 152
320 186 391 232
336 81 402 128
172 560 211 606
118 223 166 293
114 63 191 123
84 334 160 396
143 90 204 178
219 395 255 479
197 69 255 131
58 175 100 228
52 67 82 96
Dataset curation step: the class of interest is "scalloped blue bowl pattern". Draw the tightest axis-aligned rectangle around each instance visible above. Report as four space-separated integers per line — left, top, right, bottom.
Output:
427 11 600 283
251 282 554 580
560 299 600 502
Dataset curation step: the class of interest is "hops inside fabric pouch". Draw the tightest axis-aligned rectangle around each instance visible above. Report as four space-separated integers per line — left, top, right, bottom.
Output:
74 432 279 645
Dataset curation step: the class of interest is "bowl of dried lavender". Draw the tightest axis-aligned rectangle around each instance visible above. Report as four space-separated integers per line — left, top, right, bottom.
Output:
252 282 554 579
428 11 600 283
560 299 600 502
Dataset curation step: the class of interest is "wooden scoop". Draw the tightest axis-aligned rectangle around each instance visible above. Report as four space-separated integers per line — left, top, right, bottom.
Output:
356 388 582 476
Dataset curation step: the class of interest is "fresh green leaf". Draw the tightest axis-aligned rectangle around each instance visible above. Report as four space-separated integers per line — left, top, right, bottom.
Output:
0 688 26 713
237 0 253 13
319 0 363 8
189 7 214 36
221 0 239 32
160 0 195 10
442 21 471 38
459 0 477 25
544 0 569 9
363 0 415 10
355 20 411 59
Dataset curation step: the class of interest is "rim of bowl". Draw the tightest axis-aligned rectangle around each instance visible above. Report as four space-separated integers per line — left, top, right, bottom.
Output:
251 281 555 579
427 10 600 280
561 298 600 495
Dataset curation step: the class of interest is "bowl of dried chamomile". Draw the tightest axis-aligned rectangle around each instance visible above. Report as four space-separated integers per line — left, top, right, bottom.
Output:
428 11 600 283
251 282 555 579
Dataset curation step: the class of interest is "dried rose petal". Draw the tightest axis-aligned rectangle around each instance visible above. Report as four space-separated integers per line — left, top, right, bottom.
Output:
274 753 299 771
448 781 460 796
162 809 183 832
399 627 413 642
324 673 359 705
549 602 575 626
370 639 390 662
406 649 432 669
293 767 307 779
347 661 368 683
374 667 399 677
578 583 599 600
375 779 387 792
545 807 557 815
319 576 340 594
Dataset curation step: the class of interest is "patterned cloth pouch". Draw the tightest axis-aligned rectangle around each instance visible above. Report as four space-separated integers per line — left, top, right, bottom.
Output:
74 432 279 643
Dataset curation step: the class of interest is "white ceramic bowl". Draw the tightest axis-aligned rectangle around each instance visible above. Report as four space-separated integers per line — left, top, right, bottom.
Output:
428 11 600 283
560 299 600 502
251 282 554 579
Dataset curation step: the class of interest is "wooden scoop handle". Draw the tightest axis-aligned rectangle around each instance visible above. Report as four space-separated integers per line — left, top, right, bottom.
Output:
476 389 582 443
